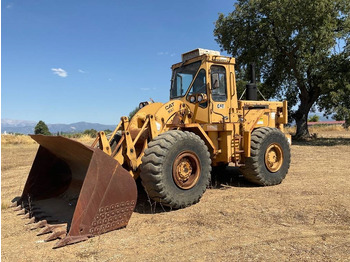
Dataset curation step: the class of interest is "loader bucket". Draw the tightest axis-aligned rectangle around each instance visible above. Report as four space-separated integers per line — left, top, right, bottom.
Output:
14 135 137 248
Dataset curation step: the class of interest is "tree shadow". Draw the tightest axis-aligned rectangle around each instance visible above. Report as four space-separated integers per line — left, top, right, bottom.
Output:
292 137 350 146
134 179 175 214
210 166 259 189
134 167 258 214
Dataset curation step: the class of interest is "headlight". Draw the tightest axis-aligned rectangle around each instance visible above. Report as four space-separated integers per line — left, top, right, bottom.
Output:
189 95 196 103
139 101 149 109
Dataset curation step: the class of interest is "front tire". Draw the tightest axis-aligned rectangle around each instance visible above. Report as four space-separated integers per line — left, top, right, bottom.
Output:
240 127 291 186
140 130 211 208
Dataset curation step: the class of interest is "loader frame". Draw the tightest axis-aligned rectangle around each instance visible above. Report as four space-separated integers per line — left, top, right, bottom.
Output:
93 96 289 178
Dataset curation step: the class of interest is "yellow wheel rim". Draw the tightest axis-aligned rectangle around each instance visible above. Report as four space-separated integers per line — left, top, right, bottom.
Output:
172 151 200 189
264 143 283 172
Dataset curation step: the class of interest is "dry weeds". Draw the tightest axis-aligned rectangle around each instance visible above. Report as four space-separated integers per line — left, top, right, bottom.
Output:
1 134 37 145
1 134 95 146
285 124 348 134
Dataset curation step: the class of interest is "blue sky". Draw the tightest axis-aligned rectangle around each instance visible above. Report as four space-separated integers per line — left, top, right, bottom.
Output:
2 0 235 125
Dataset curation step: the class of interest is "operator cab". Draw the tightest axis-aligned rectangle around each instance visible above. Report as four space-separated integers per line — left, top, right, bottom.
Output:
170 48 237 123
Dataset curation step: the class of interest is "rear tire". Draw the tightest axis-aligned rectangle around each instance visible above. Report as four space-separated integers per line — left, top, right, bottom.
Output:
240 127 291 186
140 130 211 208
107 131 122 153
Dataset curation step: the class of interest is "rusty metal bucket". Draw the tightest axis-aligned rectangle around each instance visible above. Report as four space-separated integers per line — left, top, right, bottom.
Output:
13 135 137 248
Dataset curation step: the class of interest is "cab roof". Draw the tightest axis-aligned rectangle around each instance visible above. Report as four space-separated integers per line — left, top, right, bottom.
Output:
171 48 235 70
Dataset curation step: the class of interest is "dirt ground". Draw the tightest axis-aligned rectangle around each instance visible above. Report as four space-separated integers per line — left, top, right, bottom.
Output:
1 131 350 261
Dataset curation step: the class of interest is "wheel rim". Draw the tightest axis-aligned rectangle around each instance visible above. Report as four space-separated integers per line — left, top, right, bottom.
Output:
172 151 201 189
264 143 284 172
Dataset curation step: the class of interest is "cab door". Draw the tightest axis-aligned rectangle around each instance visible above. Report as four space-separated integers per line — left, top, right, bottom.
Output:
185 68 209 123
209 65 230 123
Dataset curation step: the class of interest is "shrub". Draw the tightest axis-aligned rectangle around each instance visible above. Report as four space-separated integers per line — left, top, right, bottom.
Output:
34 120 51 135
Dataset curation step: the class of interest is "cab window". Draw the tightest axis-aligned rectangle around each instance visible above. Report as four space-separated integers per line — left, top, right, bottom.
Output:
188 69 207 108
170 61 201 99
211 66 227 101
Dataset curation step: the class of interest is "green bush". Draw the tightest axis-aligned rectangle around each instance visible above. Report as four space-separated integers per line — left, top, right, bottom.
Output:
34 120 51 135
308 115 320 122
83 129 97 138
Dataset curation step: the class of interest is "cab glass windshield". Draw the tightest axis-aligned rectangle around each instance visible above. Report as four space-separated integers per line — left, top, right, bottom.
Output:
170 61 201 99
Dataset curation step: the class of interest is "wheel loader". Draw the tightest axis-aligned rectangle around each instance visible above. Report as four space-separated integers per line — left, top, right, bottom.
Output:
12 48 291 248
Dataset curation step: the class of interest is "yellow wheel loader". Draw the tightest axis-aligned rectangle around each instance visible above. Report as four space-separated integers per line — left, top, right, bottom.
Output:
12 48 291 248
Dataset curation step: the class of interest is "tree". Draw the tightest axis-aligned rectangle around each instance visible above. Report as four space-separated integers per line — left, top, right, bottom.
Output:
128 107 139 120
308 115 319 122
214 0 350 139
34 120 51 135
83 129 97 138
104 129 113 135
317 51 350 127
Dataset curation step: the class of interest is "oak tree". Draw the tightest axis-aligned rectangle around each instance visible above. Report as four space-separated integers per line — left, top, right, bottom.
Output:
214 0 350 138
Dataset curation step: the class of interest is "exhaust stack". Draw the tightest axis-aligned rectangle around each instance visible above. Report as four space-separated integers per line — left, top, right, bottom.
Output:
245 63 257 100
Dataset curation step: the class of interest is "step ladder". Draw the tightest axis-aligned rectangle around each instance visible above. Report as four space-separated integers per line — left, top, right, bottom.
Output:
232 135 245 166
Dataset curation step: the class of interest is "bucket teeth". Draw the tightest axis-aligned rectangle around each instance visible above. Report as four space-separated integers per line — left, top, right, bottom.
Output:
13 205 22 211
45 230 67 242
37 224 66 236
31 220 47 230
53 235 89 249
37 226 52 236
22 213 31 219
10 202 18 208
26 217 36 225
16 209 26 216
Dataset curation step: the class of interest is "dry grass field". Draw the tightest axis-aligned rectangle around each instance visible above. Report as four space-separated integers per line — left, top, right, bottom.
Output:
1 130 350 261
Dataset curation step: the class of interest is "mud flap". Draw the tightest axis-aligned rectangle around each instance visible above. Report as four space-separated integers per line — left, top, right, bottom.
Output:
15 135 137 248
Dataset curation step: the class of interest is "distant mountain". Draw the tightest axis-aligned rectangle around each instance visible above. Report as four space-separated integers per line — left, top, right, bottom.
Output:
2 119 37 127
1 119 116 134
48 122 117 134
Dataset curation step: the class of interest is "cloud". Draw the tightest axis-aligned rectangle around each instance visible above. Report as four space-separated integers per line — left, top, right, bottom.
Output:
140 87 150 91
51 68 68 78
78 69 86 73
157 51 176 57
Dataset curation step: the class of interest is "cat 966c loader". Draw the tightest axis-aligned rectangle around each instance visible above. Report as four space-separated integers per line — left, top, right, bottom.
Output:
13 48 291 248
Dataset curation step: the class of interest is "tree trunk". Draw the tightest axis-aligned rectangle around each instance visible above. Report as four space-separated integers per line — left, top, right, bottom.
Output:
294 110 310 139
293 97 312 140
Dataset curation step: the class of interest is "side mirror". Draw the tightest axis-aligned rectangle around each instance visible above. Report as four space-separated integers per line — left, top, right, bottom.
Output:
212 73 220 89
